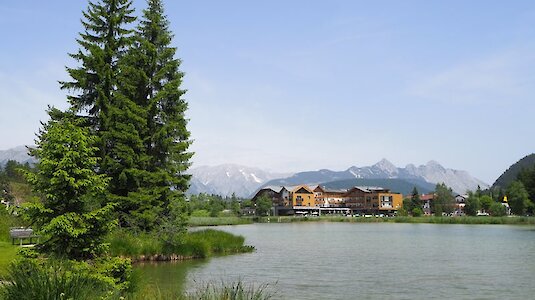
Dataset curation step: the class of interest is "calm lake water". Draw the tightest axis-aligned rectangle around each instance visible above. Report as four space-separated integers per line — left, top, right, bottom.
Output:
138 223 535 299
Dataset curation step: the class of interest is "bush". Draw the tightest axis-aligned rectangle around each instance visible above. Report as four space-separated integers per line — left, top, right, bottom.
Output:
0 258 114 300
489 202 507 217
411 207 424 217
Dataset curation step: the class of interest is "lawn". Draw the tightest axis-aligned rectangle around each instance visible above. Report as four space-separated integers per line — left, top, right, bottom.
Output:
0 242 18 278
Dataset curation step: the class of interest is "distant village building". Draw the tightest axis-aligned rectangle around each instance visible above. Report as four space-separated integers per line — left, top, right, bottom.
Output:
252 184 403 216
420 193 434 215
454 194 468 216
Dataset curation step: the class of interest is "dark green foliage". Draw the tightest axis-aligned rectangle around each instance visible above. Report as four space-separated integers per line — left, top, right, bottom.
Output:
489 202 506 216
2 160 31 182
433 183 455 216
411 207 423 217
255 195 272 216
479 195 493 212
187 193 245 217
403 187 422 216
60 0 135 118
121 0 192 231
60 0 152 230
517 166 535 208
60 0 192 232
24 109 116 260
464 192 480 216
507 181 531 215
492 153 535 189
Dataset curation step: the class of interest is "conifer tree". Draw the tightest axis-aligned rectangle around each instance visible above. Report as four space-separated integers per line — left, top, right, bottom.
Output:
25 108 115 259
118 0 192 232
59 0 192 232
60 0 136 122
60 0 150 228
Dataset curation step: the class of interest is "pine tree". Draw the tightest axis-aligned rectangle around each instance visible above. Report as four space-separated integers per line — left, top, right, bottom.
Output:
60 0 136 122
59 0 192 232
409 187 421 214
118 0 192 232
59 0 152 229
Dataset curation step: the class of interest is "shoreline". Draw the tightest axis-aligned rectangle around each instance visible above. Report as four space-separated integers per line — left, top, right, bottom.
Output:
190 215 535 226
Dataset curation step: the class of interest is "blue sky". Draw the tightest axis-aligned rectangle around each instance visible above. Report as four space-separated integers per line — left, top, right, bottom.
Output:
1 0 535 183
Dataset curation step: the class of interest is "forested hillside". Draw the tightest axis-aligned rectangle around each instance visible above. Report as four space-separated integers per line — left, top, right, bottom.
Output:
492 154 535 189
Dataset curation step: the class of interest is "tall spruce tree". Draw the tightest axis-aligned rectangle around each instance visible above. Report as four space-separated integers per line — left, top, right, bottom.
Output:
118 0 192 232
59 0 191 231
60 0 136 122
60 0 150 229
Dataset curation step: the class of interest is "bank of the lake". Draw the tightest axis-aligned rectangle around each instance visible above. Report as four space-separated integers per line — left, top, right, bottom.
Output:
108 229 254 261
254 215 535 225
138 222 535 299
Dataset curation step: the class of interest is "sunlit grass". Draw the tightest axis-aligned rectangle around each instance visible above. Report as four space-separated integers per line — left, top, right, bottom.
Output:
0 242 18 279
188 217 253 227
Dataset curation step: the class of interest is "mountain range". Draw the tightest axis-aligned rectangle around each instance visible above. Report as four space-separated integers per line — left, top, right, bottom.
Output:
0 146 489 197
189 164 291 198
0 146 35 167
260 159 488 196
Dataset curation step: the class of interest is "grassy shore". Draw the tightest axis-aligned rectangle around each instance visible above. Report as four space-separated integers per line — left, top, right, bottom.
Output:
255 215 535 225
108 228 254 260
188 216 253 227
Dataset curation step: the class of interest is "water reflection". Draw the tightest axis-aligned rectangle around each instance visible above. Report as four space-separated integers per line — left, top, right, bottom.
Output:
136 258 208 293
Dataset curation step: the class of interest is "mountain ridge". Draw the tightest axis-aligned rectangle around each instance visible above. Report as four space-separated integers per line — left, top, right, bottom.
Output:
261 158 488 195
0 146 489 197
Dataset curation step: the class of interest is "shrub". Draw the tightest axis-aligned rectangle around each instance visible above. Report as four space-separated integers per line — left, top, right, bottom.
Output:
489 202 507 217
411 207 424 217
0 258 112 300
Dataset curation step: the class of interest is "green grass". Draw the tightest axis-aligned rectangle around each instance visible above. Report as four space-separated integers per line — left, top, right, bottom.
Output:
0 206 28 278
108 229 254 260
0 242 18 279
188 217 253 227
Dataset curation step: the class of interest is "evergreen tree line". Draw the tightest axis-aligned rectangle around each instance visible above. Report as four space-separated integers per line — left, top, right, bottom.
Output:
187 193 245 217
25 0 192 260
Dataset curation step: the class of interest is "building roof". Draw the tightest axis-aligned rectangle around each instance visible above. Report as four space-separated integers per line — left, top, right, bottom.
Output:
420 194 434 201
291 185 314 193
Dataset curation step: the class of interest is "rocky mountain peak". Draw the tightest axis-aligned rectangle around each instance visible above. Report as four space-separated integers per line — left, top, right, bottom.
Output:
373 158 397 174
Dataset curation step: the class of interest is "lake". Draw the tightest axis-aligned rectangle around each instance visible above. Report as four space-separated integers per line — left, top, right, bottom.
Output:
138 222 535 299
